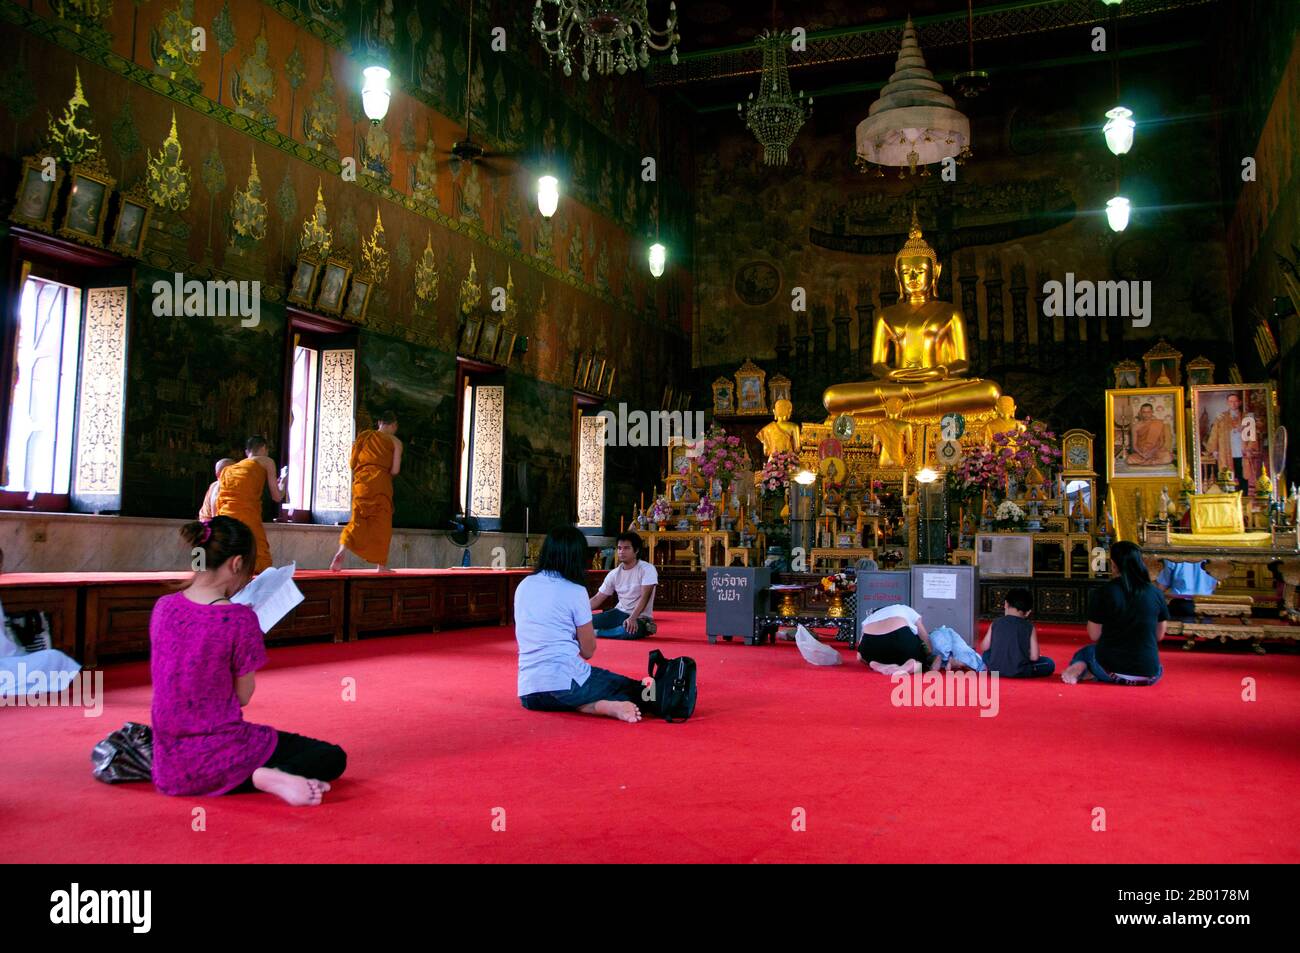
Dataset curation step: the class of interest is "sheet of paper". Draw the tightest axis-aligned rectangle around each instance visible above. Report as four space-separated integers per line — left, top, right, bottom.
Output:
921 572 958 601
231 562 304 633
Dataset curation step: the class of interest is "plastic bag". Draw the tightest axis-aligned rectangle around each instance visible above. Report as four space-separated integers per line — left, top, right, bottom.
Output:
91 722 154 784
795 624 842 666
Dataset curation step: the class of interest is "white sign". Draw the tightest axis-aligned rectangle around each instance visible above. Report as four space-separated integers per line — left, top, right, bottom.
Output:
921 572 958 601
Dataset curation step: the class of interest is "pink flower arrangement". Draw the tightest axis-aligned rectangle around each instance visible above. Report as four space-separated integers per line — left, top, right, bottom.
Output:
955 419 1060 492
695 497 717 521
695 425 751 486
759 449 799 496
647 497 672 524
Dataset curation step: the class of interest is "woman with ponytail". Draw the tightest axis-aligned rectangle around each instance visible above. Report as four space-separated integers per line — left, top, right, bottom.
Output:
1062 540 1169 686
149 516 346 805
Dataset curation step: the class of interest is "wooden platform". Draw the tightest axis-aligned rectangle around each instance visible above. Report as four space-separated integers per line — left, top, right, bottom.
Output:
0 568 530 665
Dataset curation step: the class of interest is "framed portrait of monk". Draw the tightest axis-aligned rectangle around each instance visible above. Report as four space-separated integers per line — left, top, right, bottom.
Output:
1105 387 1185 481
1189 383 1276 493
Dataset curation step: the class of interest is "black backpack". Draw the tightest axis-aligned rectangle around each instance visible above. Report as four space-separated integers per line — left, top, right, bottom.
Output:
646 649 697 722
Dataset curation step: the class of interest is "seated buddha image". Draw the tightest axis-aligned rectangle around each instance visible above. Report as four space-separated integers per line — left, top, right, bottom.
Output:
823 209 1000 422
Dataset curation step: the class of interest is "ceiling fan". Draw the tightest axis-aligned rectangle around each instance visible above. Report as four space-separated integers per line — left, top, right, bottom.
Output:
445 0 513 175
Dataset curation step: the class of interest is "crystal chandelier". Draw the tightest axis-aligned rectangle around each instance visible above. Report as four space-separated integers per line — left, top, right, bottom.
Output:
855 17 970 177
532 1 680 80
738 30 813 167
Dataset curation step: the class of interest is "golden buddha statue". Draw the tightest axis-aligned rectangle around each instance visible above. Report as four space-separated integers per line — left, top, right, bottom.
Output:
757 398 801 458
870 397 914 467
986 396 1026 444
823 209 1000 421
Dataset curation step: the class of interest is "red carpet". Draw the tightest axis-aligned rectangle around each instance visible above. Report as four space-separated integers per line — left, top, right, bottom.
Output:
3 613 1298 863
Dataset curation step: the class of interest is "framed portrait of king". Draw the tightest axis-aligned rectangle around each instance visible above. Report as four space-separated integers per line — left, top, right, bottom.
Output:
1189 383 1276 493
1105 387 1185 481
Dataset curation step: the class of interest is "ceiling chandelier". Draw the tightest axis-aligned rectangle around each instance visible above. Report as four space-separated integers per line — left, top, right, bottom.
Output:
855 16 970 178
532 1 680 81
738 30 813 166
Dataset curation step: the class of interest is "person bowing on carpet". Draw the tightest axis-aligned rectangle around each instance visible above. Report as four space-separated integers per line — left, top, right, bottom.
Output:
331 410 402 572
215 435 287 575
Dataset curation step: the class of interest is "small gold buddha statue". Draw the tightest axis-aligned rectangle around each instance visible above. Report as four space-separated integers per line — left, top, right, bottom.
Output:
757 398 802 459
986 396 1027 444
823 209 1001 421
870 396 914 467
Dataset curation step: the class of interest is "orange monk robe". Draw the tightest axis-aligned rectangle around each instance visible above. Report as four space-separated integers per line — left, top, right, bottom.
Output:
1129 418 1174 466
198 479 220 520
339 430 395 565
216 458 273 573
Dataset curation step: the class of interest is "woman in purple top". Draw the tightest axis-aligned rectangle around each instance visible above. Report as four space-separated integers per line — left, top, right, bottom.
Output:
150 516 346 806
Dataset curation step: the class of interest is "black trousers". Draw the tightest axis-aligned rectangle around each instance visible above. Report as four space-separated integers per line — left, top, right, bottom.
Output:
857 625 930 666
233 731 347 792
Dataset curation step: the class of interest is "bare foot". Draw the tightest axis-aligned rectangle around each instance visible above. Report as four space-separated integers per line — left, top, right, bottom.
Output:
930 655 944 672
900 658 922 675
375 565 394 573
328 549 346 572
251 767 328 806
1061 661 1087 685
591 700 642 722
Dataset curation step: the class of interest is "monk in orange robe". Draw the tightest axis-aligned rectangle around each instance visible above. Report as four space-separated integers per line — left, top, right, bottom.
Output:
215 436 287 574
1125 402 1174 467
331 412 403 572
198 458 235 520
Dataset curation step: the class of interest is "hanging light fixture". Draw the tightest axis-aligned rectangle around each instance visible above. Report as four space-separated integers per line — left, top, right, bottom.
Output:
1103 106 1135 155
855 17 970 176
1106 196 1131 232
533 1 680 81
916 467 939 484
648 242 666 278
794 469 817 486
537 175 559 217
953 0 989 99
361 65 391 124
738 27 813 166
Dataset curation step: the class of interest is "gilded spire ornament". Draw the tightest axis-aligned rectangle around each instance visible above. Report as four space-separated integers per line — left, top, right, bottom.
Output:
229 150 267 246
414 233 439 313
146 110 191 211
360 209 390 284
151 0 203 91
298 181 333 260
459 252 482 316
46 68 103 165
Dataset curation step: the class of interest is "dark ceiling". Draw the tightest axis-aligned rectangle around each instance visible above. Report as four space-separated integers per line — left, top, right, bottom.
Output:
643 0 1222 111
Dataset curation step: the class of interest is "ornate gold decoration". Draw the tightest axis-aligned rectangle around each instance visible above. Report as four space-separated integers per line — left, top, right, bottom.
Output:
151 0 202 90
459 252 482 316
231 20 277 126
229 150 267 245
45 68 103 165
146 110 191 211
360 209 389 285
1142 338 1183 388
58 160 116 247
298 181 333 261
414 233 439 312
733 359 768 415
51 0 115 44
10 156 65 231
303 58 340 157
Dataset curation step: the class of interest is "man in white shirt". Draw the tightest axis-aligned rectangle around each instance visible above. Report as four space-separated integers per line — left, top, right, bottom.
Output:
590 532 658 639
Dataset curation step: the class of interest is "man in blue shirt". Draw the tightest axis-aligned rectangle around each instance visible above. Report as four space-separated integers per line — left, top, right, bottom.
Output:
1156 559 1217 618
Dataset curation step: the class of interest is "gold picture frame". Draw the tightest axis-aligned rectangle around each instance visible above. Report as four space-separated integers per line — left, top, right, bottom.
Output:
712 377 734 415
10 156 63 231
1105 387 1186 481
496 329 518 366
1113 359 1141 389
591 359 607 393
1189 383 1277 494
477 314 502 361
107 186 152 257
287 256 322 307
768 373 792 407
1142 338 1182 388
58 163 116 246
734 359 768 415
461 312 483 354
314 258 351 314
603 365 615 396
343 274 372 322
1185 356 1215 387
